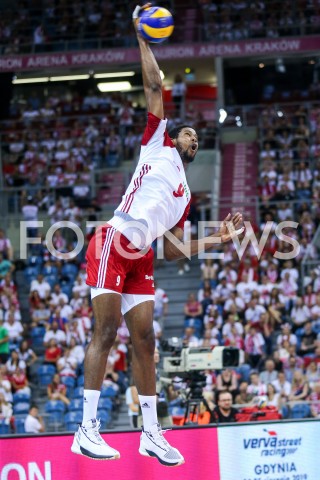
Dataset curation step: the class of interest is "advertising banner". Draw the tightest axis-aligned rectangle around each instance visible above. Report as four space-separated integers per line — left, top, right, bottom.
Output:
0 427 220 480
218 420 319 480
1 36 320 72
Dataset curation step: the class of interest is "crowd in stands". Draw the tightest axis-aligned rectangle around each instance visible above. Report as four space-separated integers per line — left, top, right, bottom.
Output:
1 0 320 54
168 102 320 424
200 0 320 41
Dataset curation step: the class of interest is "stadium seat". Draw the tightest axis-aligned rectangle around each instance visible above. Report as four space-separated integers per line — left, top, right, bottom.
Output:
13 392 31 405
100 386 117 398
290 403 311 419
30 326 46 347
13 402 30 415
64 411 82 432
14 417 26 434
97 409 111 428
68 398 83 412
60 377 75 397
44 275 59 289
98 398 113 412
73 386 84 399
76 375 84 387
37 365 56 386
61 263 78 279
45 400 66 425
0 420 10 434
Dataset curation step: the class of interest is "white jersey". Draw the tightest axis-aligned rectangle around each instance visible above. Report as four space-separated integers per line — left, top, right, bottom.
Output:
108 113 191 249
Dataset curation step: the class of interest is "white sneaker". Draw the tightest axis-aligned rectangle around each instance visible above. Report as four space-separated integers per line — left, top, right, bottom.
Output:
71 419 120 460
184 263 190 272
139 423 184 467
177 269 184 275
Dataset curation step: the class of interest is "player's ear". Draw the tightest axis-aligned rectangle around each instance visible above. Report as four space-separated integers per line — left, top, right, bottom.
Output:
170 137 177 146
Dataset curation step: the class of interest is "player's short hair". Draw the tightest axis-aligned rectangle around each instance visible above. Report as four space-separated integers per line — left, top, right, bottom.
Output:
168 124 193 139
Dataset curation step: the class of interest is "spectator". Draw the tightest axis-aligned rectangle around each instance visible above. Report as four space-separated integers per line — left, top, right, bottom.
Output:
0 318 9 364
3 314 24 346
126 383 139 428
272 371 291 401
244 326 265 368
18 340 37 379
44 338 62 367
310 381 320 418
0 230 13 260
235 382 252 405
290 297 311 331
10 366 31 396
43 321 66 348
153 282 169 328
0 253 14 280
0 366 12 403
5 351 26 377
288 371 310 402
265 383 280 408
21 196 39 238
24 405 45 433
216 369 238 400
47 373 70 406
247 371 267 397
30 275 51 300
31 300 50 328
259 359 278 384
299 321 317 356
212 391 238 423
0 392 13 426
184 293 203 326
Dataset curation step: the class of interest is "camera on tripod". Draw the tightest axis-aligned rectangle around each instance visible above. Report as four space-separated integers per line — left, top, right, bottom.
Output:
163 345 240 373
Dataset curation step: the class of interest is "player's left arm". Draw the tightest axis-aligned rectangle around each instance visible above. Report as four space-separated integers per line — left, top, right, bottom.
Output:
163 212 244 261
133 4 164 119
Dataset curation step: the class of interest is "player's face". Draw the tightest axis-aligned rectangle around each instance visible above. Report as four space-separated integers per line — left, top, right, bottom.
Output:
174 128 198 163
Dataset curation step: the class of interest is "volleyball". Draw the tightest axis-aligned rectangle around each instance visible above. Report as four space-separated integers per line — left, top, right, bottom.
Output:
138 6 174 43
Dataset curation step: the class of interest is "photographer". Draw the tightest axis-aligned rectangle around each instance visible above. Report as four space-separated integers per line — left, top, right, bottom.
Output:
24 405 45 433
212 391 238 423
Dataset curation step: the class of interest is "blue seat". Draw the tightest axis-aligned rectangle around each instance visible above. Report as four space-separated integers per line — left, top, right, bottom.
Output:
14 417 26 434
44 275 59 289
13 402 30 415
42 265 58 276
77 375 84 387
13 392 31 404
0 421 10 434
64 411 82 431
61 284 72 299
68 399 83 412
61 263 78 279
97 409 111 428
38 365 56 375
37 365 56 386
28 256 43 267
290 403 311 419
45 400 66 424
98 398 113 412
31 327 46 347
100 386 117 398
60 376 74 398
73 386 84 399
45 400 66 413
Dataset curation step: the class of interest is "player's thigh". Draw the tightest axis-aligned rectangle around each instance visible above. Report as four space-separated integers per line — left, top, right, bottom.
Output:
91 291 122 338
124 299 155 345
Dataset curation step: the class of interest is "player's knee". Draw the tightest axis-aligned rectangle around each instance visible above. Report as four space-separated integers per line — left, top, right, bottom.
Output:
134 328 155 357
92 324 118 351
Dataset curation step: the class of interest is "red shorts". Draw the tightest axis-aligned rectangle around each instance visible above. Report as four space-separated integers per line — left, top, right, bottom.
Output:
86 224 155 295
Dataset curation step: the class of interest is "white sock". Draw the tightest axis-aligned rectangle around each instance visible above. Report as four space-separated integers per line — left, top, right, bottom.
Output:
138 395 158 430
82 389 100 425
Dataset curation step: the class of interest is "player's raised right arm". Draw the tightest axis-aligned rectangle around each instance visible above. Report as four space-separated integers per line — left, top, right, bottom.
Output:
133 4 164 119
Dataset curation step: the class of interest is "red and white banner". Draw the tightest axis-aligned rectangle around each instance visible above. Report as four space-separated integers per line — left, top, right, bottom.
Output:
1 36 320 72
